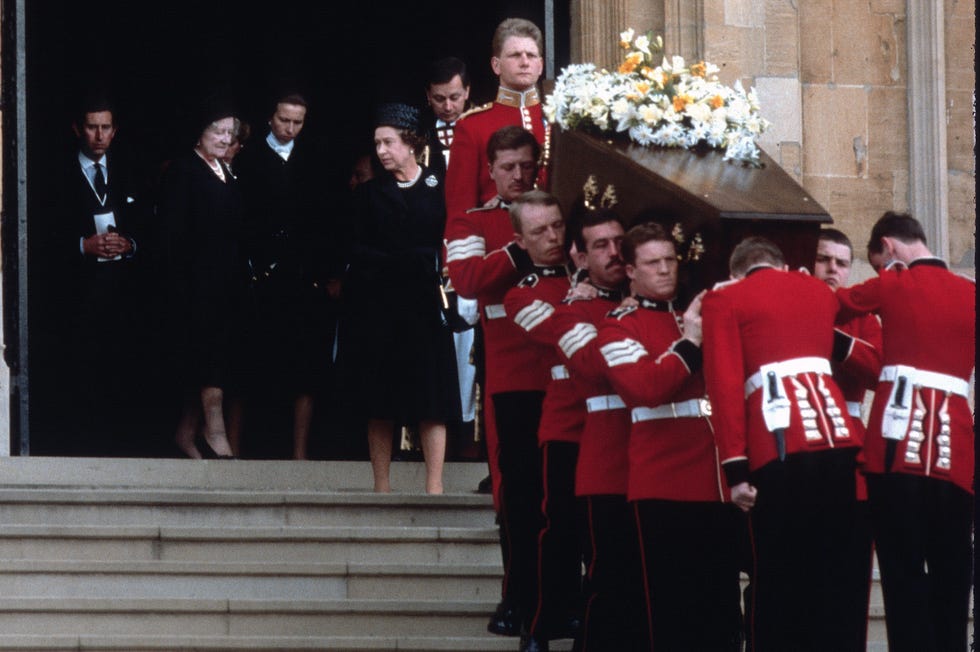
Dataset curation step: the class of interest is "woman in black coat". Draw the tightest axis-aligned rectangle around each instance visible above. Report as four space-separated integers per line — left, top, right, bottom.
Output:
339 103 459 493
160 107 246 459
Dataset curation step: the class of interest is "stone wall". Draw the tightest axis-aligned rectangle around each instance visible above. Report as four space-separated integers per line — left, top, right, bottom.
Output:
945 0 975 268
570 0 974 272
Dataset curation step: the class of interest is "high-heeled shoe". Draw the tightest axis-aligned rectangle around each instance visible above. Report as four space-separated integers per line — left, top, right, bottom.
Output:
195 435 236 460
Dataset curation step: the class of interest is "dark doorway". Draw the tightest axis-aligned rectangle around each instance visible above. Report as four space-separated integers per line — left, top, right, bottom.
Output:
11 0 570 457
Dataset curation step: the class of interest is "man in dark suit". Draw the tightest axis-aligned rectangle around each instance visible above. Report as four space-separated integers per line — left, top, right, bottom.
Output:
422 56 471 179
36 96 143 455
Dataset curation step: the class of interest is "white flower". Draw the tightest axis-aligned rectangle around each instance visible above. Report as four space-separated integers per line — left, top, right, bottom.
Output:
635 35 650 55
685 101 712 124
629 124 656 146
638 104 664 125
544 30 768 164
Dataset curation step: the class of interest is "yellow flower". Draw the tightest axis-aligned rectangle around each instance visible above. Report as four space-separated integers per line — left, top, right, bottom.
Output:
636 81 651 94
673 94 692 112
710 94 725 109
619 52 643 74
690 62 707 77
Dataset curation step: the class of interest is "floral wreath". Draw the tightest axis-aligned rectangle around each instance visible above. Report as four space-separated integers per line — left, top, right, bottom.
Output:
544 28 770 166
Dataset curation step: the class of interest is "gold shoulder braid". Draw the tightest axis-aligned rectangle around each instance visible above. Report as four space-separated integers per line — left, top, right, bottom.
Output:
457 102 493 122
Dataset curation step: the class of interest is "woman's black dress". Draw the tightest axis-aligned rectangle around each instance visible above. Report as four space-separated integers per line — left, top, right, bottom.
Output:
338 168 459 423
159 152 248 392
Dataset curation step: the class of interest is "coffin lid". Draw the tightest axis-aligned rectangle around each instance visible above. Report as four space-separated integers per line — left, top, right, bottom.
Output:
549 129 832 289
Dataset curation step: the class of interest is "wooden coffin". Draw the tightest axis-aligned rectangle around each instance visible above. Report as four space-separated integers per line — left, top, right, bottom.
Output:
549 129 831 291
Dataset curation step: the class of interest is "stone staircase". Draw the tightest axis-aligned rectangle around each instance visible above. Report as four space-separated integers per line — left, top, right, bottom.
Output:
0 457 544 651
0 457 965 650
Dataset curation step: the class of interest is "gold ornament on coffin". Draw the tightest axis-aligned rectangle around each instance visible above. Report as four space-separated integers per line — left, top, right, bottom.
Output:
670 222 705 262
582 174 619 210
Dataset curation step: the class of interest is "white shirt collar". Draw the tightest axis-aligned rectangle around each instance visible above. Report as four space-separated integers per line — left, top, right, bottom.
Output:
78 151 107 170
266 132 295 161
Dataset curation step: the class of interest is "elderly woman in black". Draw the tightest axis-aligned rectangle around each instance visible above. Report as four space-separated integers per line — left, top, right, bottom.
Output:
339 104 458 493
161 103 246 459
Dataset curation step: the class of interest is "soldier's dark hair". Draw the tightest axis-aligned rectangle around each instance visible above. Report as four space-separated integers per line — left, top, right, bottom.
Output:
818 227 853 256
510 190 561 233
569 209 626 253
866 211 927 255
492 18 543 58
729 236 785 278
75 93 116 128
487 125 540 164
427 57 470 89
621 222 674 265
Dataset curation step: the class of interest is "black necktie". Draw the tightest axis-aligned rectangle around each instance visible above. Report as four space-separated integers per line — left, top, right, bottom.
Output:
93 162 107 202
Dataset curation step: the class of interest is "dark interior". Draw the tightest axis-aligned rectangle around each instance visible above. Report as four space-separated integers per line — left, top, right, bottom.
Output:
12 0 570 456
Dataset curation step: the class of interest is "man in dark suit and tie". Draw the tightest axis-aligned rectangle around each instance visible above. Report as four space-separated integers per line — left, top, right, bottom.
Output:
35 95 143 455
422 57 471 179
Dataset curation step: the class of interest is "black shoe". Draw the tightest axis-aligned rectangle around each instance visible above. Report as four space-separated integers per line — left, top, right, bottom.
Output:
487 600 520 637
476 474 493 494
519 634 549 652
551 614 581 639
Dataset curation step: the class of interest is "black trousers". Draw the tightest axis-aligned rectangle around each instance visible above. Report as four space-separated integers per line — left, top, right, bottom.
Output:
634 499 744 652
492 391 545 628
575 494 646 652
746 448 865 652
866 473 972 652
529 440 582 639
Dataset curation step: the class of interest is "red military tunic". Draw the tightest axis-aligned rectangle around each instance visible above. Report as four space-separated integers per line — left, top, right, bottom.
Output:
503 265 583 444
501 263 576 394
833 315 884 434
444 199 531 504
444 87 549 222
837 259 975 494
597 298 727 503
551 289 631 496
444 200 533 394
702 267 859 485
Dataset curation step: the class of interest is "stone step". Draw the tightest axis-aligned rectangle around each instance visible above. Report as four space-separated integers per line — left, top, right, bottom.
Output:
0 488 495 528
0 560 502 601
0 524 501 565
0 458 490 493
0 598 517 639
0 634 574 652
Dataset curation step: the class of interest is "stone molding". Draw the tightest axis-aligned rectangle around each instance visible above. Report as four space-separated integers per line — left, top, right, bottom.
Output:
572 0 630 69
906 1 949 260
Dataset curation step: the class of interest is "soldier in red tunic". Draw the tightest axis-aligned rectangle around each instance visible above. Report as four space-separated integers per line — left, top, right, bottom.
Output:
443 126 538 637
813 227 883 651
488 190 568 650
549 211 646 651
507 208 631 652
836 213 974 652
702 237 864 652
597 222 743 651
444 17 548 222
502 204 582 652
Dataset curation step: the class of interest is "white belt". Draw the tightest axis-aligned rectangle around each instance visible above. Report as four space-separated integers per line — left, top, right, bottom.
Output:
744 357 832 398
631 398 712 423
551 365 569 380
845 401 862 419
879 365 970 398
484 304 507 320
585 394 626 412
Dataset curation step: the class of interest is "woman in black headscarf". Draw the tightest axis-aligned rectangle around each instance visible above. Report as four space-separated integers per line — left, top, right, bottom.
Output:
339 103 459 493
